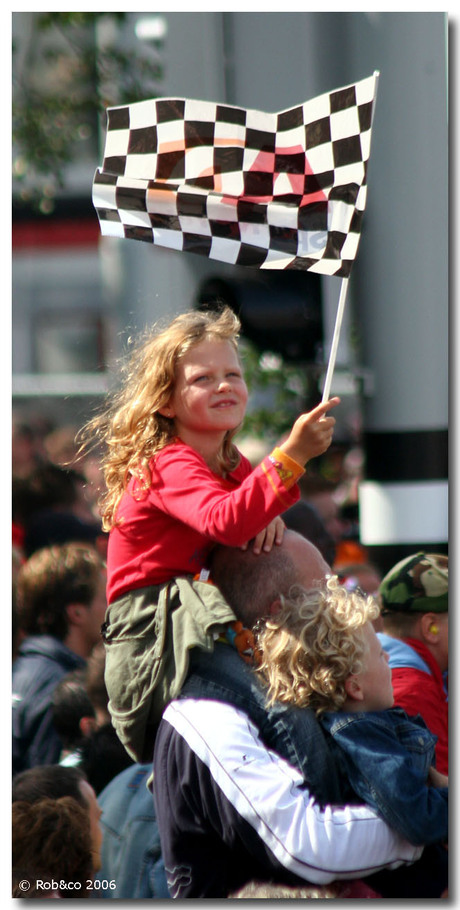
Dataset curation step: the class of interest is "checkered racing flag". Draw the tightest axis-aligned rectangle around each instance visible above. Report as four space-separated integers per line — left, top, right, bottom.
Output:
92 72 378 277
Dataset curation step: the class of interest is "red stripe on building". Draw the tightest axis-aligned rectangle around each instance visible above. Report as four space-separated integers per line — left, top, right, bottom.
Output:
12 219 100 250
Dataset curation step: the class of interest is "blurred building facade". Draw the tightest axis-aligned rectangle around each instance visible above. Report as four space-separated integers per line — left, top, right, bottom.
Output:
12 12 448 569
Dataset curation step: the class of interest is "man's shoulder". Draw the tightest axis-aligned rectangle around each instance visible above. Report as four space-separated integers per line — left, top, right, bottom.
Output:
15 634 81 662
163 698 264 748
13 636 83 697
160 699 258 769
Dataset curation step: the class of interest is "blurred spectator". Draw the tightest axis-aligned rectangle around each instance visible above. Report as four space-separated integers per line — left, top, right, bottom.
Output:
95 763 170 899
298 476 348 544
12 764 103 878
333 538 368 568
12 534 24 587
12 416 46 479
333 560 383 630
43 424 80 467
12 462 106 559
83 647 135 792
78 723 134 796
333 446 365 509
53 645 133 793
378 552 449 774
12 797 94 897
43 425 105 522
337 501 360 542
334 561 382 596
283 500 335 565
12 583 24 661
78 450 105 520
13 543 107 774
85 642 111 727
12 476 28 570
52 670 97 765
80 645 135 795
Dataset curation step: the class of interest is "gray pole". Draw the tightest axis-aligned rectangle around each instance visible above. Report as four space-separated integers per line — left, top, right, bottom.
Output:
346 13 448 571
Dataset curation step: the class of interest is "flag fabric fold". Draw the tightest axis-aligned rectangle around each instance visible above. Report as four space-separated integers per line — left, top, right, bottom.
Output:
92 72 378 277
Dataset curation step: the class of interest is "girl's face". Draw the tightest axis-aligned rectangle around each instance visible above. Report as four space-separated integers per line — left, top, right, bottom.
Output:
348 621 394 712
163 338 248 445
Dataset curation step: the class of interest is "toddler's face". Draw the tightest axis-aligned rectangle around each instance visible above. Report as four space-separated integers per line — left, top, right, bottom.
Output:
351 621 394 712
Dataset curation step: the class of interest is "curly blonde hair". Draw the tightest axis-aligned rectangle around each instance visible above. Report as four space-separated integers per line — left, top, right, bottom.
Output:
78 305 242 530
256 575 380 714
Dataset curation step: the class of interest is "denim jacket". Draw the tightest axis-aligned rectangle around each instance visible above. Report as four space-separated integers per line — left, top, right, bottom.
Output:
182 642 343 807
320 707 448 846
95 764 170 899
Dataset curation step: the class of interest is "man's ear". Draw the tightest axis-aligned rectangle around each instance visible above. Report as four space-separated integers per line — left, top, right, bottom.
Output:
420 612 440 643
267 598 282 616
65 603 86 627
79 716 98 738
344 675 364 703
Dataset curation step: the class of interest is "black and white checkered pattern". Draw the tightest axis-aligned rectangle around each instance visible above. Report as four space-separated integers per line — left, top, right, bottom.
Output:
92 73 378 277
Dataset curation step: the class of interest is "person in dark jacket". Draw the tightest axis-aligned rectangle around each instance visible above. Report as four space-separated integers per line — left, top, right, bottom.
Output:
12 543 107 775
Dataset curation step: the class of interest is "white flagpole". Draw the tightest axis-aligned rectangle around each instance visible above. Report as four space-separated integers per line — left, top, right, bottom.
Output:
321 276 349 403
321 71 379 405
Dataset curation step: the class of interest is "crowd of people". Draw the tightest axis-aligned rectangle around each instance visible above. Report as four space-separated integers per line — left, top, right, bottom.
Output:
12 306 448 899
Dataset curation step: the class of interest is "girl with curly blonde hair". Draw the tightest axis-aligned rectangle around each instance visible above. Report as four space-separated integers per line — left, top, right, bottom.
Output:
256 575 448 851
79 304 339 762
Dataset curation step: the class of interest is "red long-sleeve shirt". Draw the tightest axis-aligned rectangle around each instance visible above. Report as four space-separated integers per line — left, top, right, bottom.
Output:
106 440 302 604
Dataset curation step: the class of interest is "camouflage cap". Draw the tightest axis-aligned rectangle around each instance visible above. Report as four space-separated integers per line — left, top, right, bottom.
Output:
379 552 448 614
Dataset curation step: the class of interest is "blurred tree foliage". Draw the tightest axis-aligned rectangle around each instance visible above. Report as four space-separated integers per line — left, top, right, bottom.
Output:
239 339 318 443
12 12 163 210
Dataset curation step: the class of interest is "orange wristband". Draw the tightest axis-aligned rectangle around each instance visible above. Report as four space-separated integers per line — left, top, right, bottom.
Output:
268 447 305 490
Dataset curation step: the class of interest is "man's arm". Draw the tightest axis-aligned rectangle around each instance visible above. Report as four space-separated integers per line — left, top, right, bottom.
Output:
154 699 422 897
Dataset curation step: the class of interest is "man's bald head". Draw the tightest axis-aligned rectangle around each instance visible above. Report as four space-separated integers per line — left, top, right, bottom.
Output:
210 530 330 629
